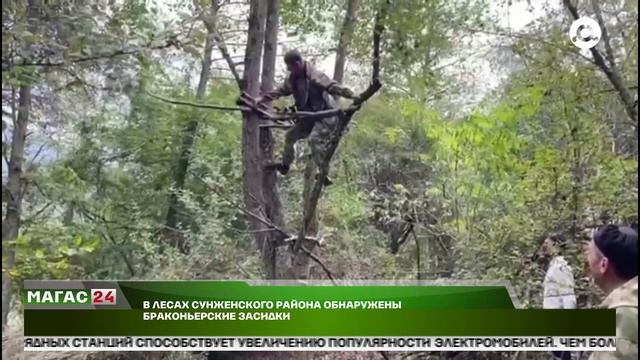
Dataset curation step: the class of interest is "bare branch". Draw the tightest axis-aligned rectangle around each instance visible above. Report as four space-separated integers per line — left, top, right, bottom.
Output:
195 0 243 88
2 38 188 70
190 171 290 240
411 226 421 281
212 32 243 88
299 245 337 285
591 0 617 68
146 91 248 112
563 0 638 123
22 202 52 225
147 89 377 122
79 209 136 277
28 142 46 166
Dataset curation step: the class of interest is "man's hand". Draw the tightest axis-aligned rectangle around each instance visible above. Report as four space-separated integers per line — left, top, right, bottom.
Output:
342 88 357 99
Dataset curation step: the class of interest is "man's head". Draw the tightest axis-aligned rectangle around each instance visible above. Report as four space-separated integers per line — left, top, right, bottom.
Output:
284 49 304 76
538 234 564 260
585 224 638 292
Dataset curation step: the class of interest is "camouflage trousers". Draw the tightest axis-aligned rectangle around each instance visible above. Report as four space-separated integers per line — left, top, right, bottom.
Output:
282 116 337 169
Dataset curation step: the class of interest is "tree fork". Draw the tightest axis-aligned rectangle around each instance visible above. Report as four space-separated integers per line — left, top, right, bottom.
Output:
293 0 387 259
289 0 361 280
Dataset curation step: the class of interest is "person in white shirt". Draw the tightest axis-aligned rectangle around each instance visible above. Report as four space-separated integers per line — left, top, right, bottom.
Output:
538 234 576 360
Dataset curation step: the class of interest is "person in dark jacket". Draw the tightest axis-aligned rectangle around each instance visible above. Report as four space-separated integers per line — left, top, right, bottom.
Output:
259 50 357 185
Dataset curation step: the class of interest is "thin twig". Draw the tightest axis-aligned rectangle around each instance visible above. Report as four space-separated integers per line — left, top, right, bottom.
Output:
2 39 188 70
28 142 46 166
190 172 290 239
213 30 243 88
146 90 249 112
79 209 136 277
22 202 53 225
300 245 336 285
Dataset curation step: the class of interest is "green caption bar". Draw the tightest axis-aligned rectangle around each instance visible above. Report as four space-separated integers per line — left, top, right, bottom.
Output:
23 281 615 337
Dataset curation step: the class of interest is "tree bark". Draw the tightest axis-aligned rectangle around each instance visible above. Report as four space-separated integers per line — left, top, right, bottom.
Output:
241 0 269 258
2 0 39 329
259 0 283 279
288 0 360 280
163 2 219 253
294 2 384 260
286 159 320 279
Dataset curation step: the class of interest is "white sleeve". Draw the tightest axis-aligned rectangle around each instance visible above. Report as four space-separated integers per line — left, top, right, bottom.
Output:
561 295 577 309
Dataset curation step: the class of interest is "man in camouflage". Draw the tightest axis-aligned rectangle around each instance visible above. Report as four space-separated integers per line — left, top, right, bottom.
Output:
584 224 638 360
259 50 357 185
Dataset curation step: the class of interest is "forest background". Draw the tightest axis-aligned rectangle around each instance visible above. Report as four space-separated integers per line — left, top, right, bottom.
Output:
2 0 637 359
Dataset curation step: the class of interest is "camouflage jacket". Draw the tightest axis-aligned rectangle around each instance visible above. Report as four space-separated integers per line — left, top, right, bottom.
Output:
265 61 353 112
589 277 638 360
543 256 577 309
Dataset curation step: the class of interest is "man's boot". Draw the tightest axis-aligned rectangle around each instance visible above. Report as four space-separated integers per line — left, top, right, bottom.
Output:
265 161 290 175
315 173 333 186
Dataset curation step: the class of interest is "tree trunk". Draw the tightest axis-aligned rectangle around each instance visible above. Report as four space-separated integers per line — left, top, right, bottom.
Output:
287 160 320 279
333 0 359 84
288 0 360 280
163 3 219 254
563 0 638 125
2 86 30 328
241 0 269 258
2 0 39 329
259 0 283 280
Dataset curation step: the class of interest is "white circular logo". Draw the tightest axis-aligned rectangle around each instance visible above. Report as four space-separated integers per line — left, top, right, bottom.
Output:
569 17 601 49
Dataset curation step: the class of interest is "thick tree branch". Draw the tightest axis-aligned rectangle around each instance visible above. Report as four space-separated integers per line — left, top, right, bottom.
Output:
196 0 243 88
295 1 386 254
146 91 249 112
147 89 379 121
590 0 617 69
562 0 637 124
213 33 243 88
